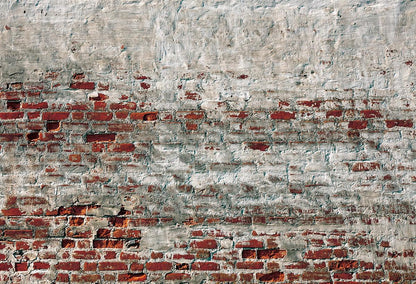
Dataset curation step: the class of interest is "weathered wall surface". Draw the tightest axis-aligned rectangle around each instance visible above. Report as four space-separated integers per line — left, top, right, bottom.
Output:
0 0 416 282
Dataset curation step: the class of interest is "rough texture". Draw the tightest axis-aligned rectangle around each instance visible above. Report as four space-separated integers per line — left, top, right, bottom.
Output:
0 0 416 283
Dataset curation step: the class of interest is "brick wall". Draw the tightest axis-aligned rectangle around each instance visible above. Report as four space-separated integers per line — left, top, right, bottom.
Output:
1 0 416 283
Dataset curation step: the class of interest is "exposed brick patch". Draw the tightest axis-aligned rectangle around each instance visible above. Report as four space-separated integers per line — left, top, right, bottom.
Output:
270 111 296 120
70 82 95 90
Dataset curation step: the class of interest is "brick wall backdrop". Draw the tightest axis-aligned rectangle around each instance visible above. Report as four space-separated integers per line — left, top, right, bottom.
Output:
1 0 416 283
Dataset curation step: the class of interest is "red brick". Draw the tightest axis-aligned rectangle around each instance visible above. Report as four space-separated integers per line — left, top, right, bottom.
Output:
267 262 280 271
257 249 287 259
360 110 382 118
66 103 89 110
4 230 32 239
302 271 331 281
247 142 270 151
2 208 24 216
190 239 217 249
119 252 140 260
90 93 109 100
145 262 172 271
72 250 100 259
104 251 117 259
389 272 401 282
33 262 50 270
402 272 416 280
352 162 380 172
0 91 18 99
34 229 48 238
72 112 84 120
45 121 61 132
108 216 128 227
348 120 367 129
151 252 164 259
72 73 85 80
271 111 295 120
385 119 413 128
242 250 256 259
0 112 24 119
108 123 134 132
333 248 348 258
326 110 343 118
240 273 253 281
130 262 145 271
129 218 159 226
33 241 47 249
236 261 263 269
165 273 190 280
108 143 135 152
225 216 252 224
112 229 141 239
304 249 332 259
86 133 116 142
118 273 147 282
55 262 80 271
210 273 237 282
103 274 116 281
71 274 101 282
56 273 69 282
86 112 113 121
115 111 129 119
0 263 12 271
93 239 123 248
356 271 385 280
172 253 195 260
192 262 220 271
227 111 249 119
130 112 158 121
297 100 322 108
39 132 65 142
62 239 75 248
19 196 47 206
195 250 210 259
183 90 200 100
15 263 28 271
328 260 358 270
69 217 85 227
70 82 95 90
94 101 106 110
176 263 189 270
389 272 416 281
334 272 353 280
110 102 137 110
21 102 48 109
380 240 390 247
287 273 300 282
191 230 203 236
140 82 150 89
98 262 128 271
327 238 343 246
403 249 414 257
68 154 81 163
42 112 70 120
177 111 204 120
186 122 198 130
6 100 20 110
84 263 97 271
257 271 285 282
